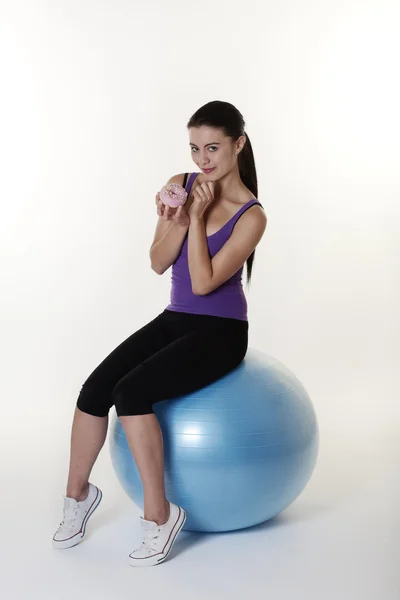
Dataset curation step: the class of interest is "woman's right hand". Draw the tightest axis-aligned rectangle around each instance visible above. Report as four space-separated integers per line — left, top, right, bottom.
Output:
155 192 190 227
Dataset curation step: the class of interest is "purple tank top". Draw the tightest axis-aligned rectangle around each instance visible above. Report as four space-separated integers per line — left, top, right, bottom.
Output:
165 173 263 321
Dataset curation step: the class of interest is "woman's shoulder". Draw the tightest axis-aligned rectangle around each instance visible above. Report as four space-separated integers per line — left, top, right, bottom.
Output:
167 172 196 186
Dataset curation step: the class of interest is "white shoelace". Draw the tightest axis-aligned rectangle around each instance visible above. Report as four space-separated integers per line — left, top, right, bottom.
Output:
142 527 162 551
58 505 79 533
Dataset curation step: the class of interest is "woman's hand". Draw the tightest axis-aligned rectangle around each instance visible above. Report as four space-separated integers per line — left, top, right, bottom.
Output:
188 181 215 221
155 192 190 227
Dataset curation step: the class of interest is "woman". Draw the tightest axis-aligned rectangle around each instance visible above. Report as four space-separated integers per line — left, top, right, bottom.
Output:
53 100 267 567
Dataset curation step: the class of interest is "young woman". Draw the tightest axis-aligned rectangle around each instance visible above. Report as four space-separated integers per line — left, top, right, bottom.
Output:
53 100 267 567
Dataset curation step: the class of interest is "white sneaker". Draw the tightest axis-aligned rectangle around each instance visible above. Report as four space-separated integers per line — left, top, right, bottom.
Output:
52 483 102 549
128 502 186 567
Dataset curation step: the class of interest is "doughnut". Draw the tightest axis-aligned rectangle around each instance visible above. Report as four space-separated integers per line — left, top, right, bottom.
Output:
160 183 188 208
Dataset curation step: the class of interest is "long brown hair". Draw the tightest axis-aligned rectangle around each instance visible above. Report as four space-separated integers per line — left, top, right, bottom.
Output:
187 101 258 285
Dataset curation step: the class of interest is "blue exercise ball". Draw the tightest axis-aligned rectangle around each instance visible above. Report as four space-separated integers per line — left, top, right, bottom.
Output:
109 347 319 532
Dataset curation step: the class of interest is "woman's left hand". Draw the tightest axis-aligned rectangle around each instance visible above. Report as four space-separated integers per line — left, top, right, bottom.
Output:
188 181 215 221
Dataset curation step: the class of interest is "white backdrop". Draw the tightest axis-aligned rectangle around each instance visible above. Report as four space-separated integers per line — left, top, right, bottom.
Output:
0 0 398 596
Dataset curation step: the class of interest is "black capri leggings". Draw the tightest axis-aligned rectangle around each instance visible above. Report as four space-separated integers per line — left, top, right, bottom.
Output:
76 309 248 417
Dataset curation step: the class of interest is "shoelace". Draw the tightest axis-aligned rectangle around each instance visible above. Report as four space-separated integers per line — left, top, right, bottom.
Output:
57 505 79 534
142 527 162 552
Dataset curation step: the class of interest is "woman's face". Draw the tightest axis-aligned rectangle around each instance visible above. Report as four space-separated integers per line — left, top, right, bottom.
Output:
189 126 244 180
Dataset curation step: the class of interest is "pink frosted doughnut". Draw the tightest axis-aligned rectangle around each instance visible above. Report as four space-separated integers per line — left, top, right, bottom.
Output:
160 183 188 208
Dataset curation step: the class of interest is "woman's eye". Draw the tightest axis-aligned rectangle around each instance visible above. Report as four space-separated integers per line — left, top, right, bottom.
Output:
192 146 217 152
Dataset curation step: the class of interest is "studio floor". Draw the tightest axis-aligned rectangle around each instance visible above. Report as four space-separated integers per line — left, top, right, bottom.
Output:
1 419 397 600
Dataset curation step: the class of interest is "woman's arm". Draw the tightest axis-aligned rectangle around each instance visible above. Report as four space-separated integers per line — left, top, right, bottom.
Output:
188 206 267 295
150 220 189 274
149 173 190 274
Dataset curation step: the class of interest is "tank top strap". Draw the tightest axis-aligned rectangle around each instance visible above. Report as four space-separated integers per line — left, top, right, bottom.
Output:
184 172 199 194
226 199 263 234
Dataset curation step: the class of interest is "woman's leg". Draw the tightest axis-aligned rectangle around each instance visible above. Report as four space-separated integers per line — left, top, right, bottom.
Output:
113 316 248 525
119 414 169 524
66 312 175 500
66 408 109 500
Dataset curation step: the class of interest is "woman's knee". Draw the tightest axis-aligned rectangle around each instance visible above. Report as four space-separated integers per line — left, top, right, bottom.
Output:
76 377 113 418
112 367 154 416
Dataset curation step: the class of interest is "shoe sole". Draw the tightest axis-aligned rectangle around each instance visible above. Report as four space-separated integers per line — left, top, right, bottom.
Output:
128 507 187 567
52 487 103 549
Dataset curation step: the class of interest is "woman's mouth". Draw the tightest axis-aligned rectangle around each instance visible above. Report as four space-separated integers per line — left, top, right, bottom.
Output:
202 168 215 174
